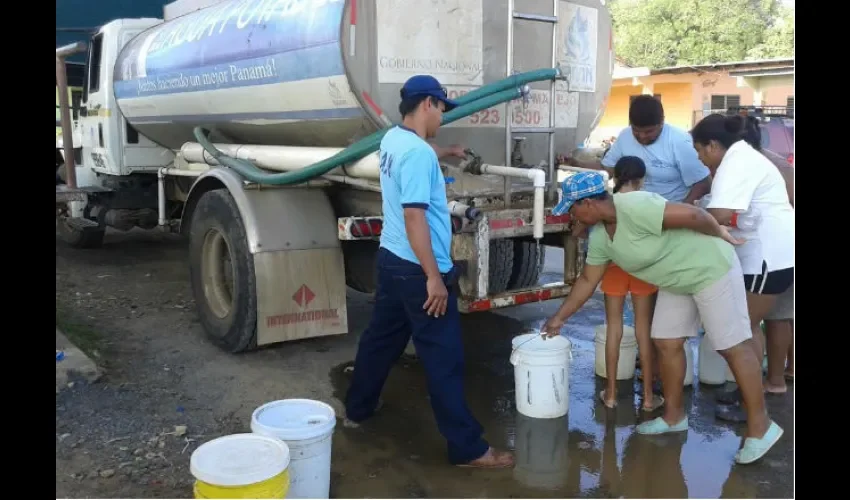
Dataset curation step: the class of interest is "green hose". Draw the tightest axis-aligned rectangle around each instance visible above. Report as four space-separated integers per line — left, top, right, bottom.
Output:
452 68 560 105
192 68 562 185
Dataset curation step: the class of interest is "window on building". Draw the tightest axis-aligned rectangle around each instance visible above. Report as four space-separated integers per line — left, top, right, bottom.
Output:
631 94 661 104
710 94 741 111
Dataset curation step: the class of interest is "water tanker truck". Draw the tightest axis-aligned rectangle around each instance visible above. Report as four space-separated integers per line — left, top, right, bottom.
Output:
55 0 614 353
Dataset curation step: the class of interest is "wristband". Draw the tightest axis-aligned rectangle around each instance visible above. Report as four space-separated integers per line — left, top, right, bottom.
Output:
730 213 739 228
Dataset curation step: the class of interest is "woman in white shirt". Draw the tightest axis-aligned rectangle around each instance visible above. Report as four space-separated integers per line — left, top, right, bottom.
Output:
690 114 795 401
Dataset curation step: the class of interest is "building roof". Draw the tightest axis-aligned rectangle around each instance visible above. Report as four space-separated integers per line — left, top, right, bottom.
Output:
612 57 794 81
650 58 794 75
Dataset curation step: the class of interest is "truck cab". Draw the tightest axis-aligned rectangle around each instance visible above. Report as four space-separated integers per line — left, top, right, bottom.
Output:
77 19 174 181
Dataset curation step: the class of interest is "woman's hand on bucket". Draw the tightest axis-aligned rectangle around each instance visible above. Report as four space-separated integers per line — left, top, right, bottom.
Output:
541 315 566 338
717 225 746 246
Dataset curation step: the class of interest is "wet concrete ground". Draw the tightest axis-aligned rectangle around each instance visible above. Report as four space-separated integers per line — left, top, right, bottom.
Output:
329 248 794 498
56 232 793 498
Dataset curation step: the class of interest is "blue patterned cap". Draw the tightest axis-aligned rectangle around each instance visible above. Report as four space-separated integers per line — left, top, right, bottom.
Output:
552 171 608 216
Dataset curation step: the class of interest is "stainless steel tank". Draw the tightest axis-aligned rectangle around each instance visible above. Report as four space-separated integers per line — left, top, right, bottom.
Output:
114 0 613 166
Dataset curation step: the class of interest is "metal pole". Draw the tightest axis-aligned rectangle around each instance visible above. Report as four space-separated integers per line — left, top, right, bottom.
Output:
504 0 515 209
548 0 559 202
56 41 86 189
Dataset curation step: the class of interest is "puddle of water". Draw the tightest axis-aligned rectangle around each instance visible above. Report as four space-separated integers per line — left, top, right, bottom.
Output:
329 291 793 498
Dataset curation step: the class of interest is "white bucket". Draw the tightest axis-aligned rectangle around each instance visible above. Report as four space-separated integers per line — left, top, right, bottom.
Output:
250 399 337 499
593 324 638 380
510 333 573 419
698 335 727 385
513 413 569 490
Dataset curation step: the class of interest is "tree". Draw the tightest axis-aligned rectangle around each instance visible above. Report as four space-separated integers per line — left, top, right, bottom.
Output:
609 0 794 68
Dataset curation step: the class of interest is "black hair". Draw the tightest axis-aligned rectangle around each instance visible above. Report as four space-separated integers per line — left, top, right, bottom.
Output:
613 156 646 193
577 191 610 205
629 95 664 127
690 113 759 150
739 115 763 152
398 94 439 118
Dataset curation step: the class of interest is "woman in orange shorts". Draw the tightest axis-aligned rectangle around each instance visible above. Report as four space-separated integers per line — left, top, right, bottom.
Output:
599 157 664 412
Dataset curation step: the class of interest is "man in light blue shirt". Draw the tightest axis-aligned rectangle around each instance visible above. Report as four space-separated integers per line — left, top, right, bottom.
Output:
563 95 711 204
345 75 514 469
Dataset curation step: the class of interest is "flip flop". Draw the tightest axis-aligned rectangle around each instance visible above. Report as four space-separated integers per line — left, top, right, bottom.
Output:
599 389 617 409
342 398 385 429
735 421 784 464
456 447 515 469
636 416 688 435
764 384 787 395
641 394 665 412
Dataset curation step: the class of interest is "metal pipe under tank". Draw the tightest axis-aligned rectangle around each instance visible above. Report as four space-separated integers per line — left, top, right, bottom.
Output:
180 143 381 180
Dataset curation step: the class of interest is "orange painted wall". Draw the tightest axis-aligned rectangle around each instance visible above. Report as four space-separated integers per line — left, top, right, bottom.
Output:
653 83 692 131
590 69 794 145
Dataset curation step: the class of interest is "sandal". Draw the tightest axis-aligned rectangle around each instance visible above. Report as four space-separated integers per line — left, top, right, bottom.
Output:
457 447 515 469
715 402 747 423
599 389 617 409
717 387 742 405
641 394 665 412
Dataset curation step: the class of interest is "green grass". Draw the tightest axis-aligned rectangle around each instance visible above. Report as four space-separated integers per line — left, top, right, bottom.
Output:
56 304 103 359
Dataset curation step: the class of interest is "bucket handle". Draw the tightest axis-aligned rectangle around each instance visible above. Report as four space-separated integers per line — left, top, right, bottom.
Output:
304 415 329 425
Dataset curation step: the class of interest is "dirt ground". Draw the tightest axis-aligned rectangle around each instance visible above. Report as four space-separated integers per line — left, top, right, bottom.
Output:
56 229 794 499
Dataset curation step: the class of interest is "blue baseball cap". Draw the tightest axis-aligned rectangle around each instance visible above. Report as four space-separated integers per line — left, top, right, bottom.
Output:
552 172 608 216
400 75 459 112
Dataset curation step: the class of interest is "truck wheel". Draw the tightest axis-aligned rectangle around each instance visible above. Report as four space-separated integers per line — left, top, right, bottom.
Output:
508 240 545 289
188 189 258 353
56 163 67 185
56 217 105 249
342 240 378 294
488 240 514 294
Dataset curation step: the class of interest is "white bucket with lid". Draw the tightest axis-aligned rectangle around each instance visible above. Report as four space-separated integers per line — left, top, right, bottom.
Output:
251 399 337 499
190 433 291 498
593 324 638 380
510 333 573 419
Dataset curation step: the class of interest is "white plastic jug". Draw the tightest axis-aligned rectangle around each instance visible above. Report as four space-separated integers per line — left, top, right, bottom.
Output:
698 335 727 385
684 339 695 387
510 333 572 419
593 324 638 380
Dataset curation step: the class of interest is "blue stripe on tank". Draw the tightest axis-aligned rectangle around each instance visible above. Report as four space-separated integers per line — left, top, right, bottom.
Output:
114 43 344 99
128 107 363 123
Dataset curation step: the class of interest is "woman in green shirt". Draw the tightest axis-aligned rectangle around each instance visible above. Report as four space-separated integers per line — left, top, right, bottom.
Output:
542 171 783 465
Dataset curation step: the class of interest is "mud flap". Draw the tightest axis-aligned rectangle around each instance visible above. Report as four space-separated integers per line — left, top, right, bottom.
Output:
255 248 348 346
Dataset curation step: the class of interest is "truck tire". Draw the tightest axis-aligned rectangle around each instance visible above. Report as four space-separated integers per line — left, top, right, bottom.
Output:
56 217 105 249
188 189 258 353
342 240 378 294
56 162 66 185
488 240 514 294
508 240 545 289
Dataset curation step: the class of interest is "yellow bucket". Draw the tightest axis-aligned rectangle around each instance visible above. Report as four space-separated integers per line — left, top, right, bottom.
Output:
190 433 291 499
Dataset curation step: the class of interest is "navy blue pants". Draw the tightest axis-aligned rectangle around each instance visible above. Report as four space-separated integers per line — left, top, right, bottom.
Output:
345 248 489 464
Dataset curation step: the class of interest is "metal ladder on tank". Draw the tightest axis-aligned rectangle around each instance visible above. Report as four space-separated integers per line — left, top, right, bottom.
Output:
505 0 561 207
